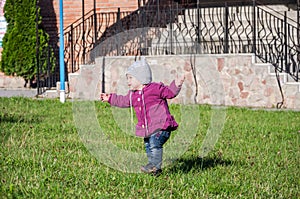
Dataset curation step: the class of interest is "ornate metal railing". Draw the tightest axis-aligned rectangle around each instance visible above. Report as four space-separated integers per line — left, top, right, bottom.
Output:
53 1 299 84
63 9 133 73
256 6 299 81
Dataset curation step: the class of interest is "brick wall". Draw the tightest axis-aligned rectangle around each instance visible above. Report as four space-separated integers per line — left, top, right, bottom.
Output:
40 0 139 32
39 0 178 38
38 0 141 62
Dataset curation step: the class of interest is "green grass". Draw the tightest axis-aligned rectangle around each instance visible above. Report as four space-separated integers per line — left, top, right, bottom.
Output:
0 97 299 198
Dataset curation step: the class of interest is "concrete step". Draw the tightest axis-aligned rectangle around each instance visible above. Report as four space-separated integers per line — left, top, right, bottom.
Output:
0 88 37 98
68 64 99 100
257 63 300 93
267 64 300 84
177 5 298 24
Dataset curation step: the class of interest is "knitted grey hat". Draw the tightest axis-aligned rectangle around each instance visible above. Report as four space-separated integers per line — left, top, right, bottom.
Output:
126 57 152 84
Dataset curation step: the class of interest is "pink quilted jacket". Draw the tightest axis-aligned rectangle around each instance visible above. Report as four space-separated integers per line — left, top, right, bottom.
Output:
108 80 182 137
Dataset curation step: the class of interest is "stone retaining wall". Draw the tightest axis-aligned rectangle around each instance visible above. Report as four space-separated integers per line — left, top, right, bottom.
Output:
68 54 300 109
0 72 25 89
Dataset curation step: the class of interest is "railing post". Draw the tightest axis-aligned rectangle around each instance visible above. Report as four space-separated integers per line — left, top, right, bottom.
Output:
94 0 97 45
196 0 201 54
170 4 173 54
157 0 160 23
70 25 74 73
117 8 121 55
252 0 256 55
47 45 51 88
140 6 146 56
296 0 300 82
140 7 145 55
102 57 105 93
284 11 288 72
82 0 85 64
224 2 229 53
298 0 300 46
36 0 40 94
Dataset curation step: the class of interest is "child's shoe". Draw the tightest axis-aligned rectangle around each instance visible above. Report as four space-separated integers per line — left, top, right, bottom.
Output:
152 168 162 176
141 163 162 176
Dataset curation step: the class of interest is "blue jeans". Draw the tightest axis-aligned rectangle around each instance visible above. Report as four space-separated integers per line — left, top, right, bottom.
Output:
143 130 171 170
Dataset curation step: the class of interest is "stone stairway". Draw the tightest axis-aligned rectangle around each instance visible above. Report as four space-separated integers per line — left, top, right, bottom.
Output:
150 4 298 50
148 4 299 83
253 61 300 108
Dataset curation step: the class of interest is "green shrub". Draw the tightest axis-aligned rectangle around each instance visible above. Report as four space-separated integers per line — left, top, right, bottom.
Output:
0 0 54 87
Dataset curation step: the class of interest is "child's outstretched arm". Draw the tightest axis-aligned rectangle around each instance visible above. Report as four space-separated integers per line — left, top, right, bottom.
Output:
100 93 110 102
100 92 131 108
160 74 185 99
175 74 185 88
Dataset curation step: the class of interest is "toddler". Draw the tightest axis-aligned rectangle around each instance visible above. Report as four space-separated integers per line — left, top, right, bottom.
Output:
101 58 184 176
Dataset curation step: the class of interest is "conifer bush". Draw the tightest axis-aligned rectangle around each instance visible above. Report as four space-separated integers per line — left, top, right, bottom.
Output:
0 0 55 87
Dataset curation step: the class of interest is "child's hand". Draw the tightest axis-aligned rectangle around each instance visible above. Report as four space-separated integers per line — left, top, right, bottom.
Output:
175 74 185 87
100 93 110 102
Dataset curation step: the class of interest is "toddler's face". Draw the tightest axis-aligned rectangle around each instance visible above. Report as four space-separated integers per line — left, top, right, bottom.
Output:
126 74 142 90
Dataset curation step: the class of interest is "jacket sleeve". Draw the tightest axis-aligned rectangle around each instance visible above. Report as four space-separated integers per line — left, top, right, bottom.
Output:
108 91 131 108
160 80 182 99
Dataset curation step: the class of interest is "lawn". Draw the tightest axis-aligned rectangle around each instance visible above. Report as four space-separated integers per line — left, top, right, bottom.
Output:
0 97 299 198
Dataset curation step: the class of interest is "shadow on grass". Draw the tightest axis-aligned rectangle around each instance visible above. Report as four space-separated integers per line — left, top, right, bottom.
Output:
0 115 22 123
167 156 235 174
0 113 42 143
0 113 41 124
